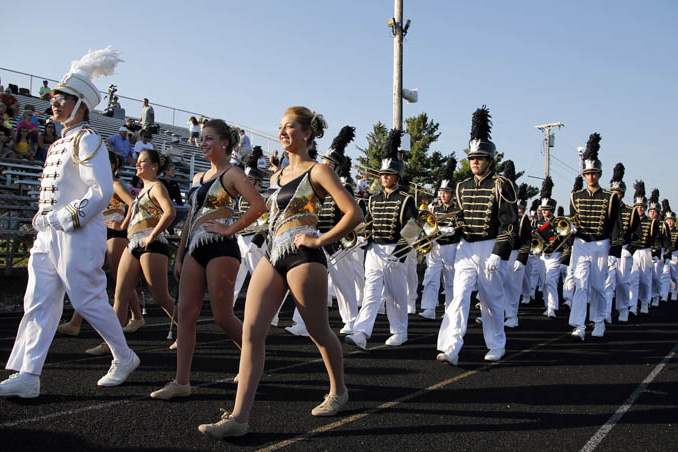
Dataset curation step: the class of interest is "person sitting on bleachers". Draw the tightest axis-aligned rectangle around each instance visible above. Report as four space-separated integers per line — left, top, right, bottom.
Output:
12 127 34 160
159 159 184 207
36 121 58 161
0 102 12 129
108 126 132 161
0 88 18 117
0 124 14 158
125 117 142 134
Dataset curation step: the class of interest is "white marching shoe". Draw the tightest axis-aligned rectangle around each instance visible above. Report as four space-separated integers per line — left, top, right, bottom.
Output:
419 309 436 320
0 373 40 398
484 348 505 362
345 332 367 350
385 334 407 347
284 323 310 337
97 352 140 387
640 302 649 314
436 350 459 366
618 308 629 322
591 321 606 338
504 317 519 328
571 326 586 341
339 322 354 335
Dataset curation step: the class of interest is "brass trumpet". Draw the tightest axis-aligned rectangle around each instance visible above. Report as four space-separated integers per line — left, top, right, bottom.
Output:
390 212 458 260
356 165 435 197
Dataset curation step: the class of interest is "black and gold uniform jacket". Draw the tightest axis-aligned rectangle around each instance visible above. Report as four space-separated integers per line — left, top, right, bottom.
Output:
569 187 620 243
627 213 658 253
428 200 461 246
609 201 637 258
515 213 532 265
317 184 354 254
665 223 678 258
652 221 672 259
535 217 566 255
365 186 418 258
455 172 518 260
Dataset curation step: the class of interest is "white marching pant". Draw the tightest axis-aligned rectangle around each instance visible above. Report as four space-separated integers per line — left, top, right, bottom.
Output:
540 252 562 311
568 238 609 328
326 248 360 326
652 258 664 299
352 243 409 338
504 250 525 320
663 252 678 299
6 226 133 375
233 234 266 302
630 248 653 310
562 263 575 302
437 239 506 353
406 251 419 312
606 249 633 312
528 255 542 298
421 242 457 311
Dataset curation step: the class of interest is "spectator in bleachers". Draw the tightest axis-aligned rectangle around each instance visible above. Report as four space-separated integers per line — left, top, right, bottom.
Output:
160 160 184 206
270 150 280 169
279 150 289 169
125 117 142 133
0 77 3 93
0 88 17 117
13 127 34 160
239 128 252 153
36 121 58 161
16 110 39 147
132 131 154 161
140 98 155 131
253 146 268 171
0 102 12 129
0 124 14 157
187 116 200 146
108 126 132 161
39 80 51 100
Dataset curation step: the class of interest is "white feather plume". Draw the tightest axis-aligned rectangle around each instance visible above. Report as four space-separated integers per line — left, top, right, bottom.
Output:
68 47 123 81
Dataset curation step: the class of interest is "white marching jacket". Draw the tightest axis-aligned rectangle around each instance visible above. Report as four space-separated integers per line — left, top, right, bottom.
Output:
35 123 113 233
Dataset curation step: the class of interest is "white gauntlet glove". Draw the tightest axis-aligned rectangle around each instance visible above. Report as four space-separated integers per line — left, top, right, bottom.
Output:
439 226 455 235
32 213 49 232
512 260 524 272
485 254 501 278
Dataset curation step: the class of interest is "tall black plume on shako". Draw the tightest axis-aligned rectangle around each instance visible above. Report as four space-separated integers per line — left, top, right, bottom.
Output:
572 175 584 192
557 206 565 217
582 132 602 173
662 199 675 219
516 182 528 208
339 155 355 188
633 180 646 206
649 188 660 212
324 125 355 167
468 105 496 158
380 128 404 175
540 176 555 210
501 160 516 182
530 198 540 213
438 156 458 191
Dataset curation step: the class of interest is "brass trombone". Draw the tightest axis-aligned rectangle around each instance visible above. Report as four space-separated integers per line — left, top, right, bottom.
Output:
530 233 545 255
328 221 373 265
388 211 459 261
553 216 573 237
356 165 435 197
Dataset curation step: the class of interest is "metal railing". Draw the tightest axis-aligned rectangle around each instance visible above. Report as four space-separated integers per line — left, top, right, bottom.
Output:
0 66 280 153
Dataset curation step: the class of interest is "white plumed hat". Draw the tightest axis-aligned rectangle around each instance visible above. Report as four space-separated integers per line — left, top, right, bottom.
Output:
54 47 123 112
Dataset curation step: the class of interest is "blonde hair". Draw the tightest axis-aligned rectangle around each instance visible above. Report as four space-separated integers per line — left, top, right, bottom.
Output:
284 106 327 145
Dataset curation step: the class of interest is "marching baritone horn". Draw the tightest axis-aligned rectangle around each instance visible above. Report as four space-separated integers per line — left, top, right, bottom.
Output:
553 216 573 237
530 233 545 255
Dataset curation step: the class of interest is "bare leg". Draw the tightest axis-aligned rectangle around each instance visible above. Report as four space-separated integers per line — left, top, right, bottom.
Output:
230 259 287 423
287 263 346 397
206 256 243 348
139 252 175 316
175 255 206 385
113 249 142 326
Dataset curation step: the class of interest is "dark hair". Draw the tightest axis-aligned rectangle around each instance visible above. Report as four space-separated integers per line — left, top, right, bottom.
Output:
54 91 90 121
108 151 122 175
283 106 327 145
140 149 169 175
203 119 239 153
189 116 198 125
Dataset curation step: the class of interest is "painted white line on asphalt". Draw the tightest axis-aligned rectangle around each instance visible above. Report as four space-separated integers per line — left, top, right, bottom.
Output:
256 335 565 452
579 341 678 452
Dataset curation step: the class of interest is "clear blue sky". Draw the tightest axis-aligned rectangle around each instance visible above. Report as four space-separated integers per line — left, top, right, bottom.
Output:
2 0 677 206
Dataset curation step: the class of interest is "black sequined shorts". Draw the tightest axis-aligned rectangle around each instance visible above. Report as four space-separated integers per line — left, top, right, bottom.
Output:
271 247 327 278
130 241 170 260
107 228 127 240
189 237 241 268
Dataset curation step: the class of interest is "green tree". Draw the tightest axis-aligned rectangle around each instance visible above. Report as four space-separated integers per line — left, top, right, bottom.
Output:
403 113 441 186
356 121 388 172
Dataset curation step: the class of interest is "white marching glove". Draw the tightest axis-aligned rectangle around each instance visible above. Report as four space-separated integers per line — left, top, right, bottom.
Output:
652 256 658 264
485 254 501 276
512 260 524 272
439 226 455 235
32 213 49 232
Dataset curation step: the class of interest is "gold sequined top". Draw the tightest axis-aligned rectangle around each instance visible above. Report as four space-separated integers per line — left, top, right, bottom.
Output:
128 184 166 248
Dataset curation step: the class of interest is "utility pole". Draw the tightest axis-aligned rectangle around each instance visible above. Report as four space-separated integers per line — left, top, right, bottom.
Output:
388 0 410 130
535 122 565 178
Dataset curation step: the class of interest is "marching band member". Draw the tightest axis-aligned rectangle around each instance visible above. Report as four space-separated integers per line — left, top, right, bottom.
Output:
0 48 139 398
568 133 620 340
437 106 517 365
648 190 669 307
605 163 635 322
524 199 542 304
535 176 564 319
505 181 531 328
628 181 657 315
150 119 265 400
345 129 417 349
561 176 583 307
661 201 678 301
419 157 460 320
232 155 268 302
198 107 361 438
